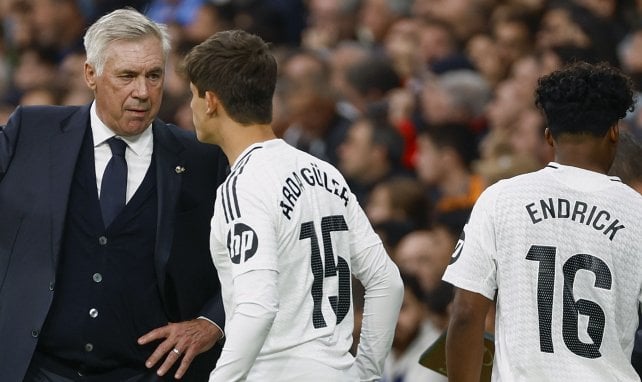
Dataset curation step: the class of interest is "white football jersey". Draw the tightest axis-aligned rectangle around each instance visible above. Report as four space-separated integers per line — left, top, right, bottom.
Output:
443 163 642 381
210 139 400 381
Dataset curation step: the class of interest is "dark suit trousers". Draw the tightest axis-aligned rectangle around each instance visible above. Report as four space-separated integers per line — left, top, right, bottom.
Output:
24 352 164 382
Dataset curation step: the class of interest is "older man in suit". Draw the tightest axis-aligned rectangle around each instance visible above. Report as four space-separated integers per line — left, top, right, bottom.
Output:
0 9 227 381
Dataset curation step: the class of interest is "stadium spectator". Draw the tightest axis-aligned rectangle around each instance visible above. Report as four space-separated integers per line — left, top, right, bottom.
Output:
411 0 492 44
418 69 491 133
536 1 620 66
30 0 88 61
490 4 540 70
465 32 508 87
383 272 448 382
356 0 413 49
338 112 409 204
327 41 371 121
366 176 431 230
608 130 642 379
394 228 454 294
342 53 403 116
301 0 360 51
415 123 482 232
609 130 642 194
279 48 352 166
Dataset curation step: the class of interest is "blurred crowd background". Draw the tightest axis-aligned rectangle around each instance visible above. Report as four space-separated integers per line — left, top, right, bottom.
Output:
3 0 642 379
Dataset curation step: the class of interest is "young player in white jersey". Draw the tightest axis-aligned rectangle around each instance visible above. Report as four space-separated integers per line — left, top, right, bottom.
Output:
443 61 642 382
184 30 404 382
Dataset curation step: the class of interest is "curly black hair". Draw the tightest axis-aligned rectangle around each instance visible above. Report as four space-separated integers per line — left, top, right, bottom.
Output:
534 61 636 138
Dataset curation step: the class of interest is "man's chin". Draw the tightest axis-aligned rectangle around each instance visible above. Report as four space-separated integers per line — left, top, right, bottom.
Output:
120 120 152 136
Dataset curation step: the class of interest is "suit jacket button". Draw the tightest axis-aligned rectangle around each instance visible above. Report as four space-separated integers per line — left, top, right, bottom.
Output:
31 329 39 338
98 236 108 246
49 282 54 291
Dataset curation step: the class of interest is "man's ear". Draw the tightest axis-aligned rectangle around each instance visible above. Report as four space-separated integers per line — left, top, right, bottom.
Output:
609 122 620 143
544 128 554 148
205 91 218 116
84 63 97 91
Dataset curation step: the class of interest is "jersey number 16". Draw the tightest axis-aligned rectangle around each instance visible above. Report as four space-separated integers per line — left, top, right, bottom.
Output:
526 245 612 359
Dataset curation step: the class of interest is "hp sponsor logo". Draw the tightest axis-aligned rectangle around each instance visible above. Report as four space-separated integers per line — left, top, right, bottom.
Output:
227 223 258 264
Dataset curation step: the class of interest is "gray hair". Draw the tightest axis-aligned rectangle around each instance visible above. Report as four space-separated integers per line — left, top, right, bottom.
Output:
439 70 491 118
83 8 171 75
386 0 413 16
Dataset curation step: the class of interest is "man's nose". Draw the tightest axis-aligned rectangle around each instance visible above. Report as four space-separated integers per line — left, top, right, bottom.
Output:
132 77 149 99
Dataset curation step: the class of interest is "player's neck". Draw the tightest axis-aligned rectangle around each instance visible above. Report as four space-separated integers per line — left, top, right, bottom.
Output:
549 128 616 175
223 123 276 165
554 145 612 175
555 158 610 174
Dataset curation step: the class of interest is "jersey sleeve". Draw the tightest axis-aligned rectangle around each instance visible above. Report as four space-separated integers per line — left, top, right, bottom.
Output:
442 184 500 300
346 196 404 380
209 269 279 381
347 194 384 256
220 171 279 278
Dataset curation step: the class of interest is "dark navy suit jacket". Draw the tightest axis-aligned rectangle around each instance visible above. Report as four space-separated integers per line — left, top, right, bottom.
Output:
0 104 228 381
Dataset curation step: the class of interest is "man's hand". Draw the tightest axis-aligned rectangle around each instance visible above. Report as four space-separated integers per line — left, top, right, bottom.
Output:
138 318 222 379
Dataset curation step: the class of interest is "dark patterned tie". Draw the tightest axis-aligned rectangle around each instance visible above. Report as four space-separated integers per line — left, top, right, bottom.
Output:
100 137 128 227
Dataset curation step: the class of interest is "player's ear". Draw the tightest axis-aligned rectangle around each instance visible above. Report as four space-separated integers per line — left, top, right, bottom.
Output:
608 122 620 143
205 91 219 116
544 128 554 148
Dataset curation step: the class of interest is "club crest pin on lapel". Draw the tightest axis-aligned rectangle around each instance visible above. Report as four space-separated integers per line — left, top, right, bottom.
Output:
175 166 186 174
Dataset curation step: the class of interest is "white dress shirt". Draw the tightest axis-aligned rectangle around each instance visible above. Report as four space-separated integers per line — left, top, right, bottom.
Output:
91 102 153 203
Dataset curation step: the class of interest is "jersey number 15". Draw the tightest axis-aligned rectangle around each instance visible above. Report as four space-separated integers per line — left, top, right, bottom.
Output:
300 215 351 329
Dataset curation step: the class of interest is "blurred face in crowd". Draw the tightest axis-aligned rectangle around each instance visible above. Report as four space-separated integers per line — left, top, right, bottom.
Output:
415 134 445 185
395 229 455 292
621 30 642 73
366 184 394 225
510 108 553 164
420 80 457 126
486 80 523 131
418 22 456 66
413 0 483 41
393 285 426 351
536 8 590 50
31 0 73 46
510 55 541 99
183 4 227 44
338 119 375 180
494 20 532 66
383 18 421 79
281 53 335 135
85 37 165 137
466 34 506 85
358 0 398 43
329 44 369 102
13 49 57 92
306 0 357 44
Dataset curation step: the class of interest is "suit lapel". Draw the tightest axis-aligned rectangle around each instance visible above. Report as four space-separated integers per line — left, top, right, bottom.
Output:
50 104 91 265
152 122 185 299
